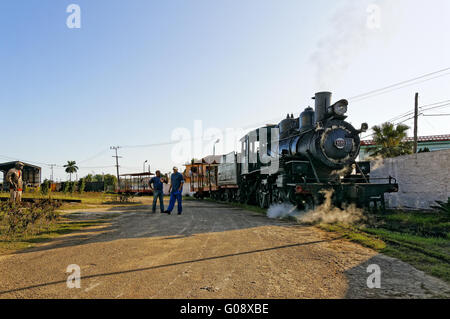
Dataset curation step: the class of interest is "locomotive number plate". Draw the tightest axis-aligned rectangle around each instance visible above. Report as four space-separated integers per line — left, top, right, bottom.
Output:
334 138 346 149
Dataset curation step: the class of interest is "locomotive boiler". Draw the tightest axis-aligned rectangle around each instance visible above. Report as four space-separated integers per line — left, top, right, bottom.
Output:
278 92 368 178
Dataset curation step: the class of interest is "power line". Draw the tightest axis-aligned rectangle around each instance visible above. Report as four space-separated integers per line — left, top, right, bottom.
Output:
77 148 110 164
348 67 450 101
421 102 450 112
363 99 450 135
350 72 450 103
389 102 450 124
418 99 450 109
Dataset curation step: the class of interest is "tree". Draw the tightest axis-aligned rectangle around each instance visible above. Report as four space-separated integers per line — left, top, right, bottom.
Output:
78 178 86 194
368 122 413 158
64 161 79 181
103 174 117 189
63 182 70 194
93 174 104 182
68 181 76 194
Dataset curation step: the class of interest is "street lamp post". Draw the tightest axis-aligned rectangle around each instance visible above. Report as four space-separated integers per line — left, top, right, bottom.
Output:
143 160 148 192
143 160 148 173
213 139 220 156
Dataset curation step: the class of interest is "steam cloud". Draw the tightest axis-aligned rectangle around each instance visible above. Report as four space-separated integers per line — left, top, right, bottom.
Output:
267 189 364 225
297 189 365 225
310 0 389 89
267 203 298 219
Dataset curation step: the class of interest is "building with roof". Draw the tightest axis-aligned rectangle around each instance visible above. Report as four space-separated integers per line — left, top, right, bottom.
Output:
0 161 41 191
359 134 450 161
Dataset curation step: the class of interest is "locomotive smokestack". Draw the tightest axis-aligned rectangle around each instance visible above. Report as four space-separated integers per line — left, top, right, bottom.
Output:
313 92 332 123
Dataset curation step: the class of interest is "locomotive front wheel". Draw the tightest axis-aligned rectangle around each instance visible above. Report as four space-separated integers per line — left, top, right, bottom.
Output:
257 191 270 209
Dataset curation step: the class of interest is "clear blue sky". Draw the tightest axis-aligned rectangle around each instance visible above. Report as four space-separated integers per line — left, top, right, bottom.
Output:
1 0 449 181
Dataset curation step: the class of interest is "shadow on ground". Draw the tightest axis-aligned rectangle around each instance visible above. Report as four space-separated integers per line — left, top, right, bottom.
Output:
11 200 295 255
344 255 450 298
0 236 342 296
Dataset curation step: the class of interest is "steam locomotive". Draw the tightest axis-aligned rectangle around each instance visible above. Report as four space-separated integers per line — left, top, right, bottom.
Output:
194 92 398 210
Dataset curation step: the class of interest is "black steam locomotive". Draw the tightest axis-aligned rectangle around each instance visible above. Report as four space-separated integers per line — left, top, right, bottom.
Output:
206 92 398 210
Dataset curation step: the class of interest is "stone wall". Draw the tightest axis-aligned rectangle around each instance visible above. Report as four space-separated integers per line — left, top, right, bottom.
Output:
370 150 450 209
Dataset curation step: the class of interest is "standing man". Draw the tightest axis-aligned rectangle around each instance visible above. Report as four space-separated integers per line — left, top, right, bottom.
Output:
6 162 24 203
164 166 184 215
149 170 165 214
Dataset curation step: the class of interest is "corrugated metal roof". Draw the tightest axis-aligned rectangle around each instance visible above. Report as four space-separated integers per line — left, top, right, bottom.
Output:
0 161 42 171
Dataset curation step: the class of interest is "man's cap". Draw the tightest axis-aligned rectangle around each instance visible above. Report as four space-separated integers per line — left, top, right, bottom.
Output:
15 162 24 168
173 166 178 171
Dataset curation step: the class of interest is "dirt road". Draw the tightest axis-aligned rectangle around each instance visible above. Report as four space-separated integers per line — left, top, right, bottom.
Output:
0 200 449 298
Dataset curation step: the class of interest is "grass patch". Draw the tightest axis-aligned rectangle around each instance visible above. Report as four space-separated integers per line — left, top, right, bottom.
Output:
320 224 386 250
0 216 112 254
0 192 144 211
197 198 450 282
319 209 450 283
0 196 118 254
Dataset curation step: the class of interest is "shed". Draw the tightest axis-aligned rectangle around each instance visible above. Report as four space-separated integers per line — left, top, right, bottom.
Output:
0 161 41 191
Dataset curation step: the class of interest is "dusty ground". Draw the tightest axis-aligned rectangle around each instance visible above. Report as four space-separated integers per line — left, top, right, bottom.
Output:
0 199 449 299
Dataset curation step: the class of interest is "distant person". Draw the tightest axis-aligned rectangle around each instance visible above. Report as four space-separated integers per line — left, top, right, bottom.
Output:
149 170 165 213
164 166 184 215
6 162 24 203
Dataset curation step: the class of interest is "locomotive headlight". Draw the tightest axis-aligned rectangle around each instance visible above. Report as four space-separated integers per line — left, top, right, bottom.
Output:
333 102 348 116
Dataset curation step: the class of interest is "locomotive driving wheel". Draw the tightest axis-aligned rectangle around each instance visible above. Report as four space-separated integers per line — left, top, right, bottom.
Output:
272 188 287 204
236 189 246 203
257 185 270 209
222 190 229 202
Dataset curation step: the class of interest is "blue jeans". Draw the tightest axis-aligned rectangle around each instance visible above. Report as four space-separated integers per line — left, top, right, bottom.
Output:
152 190 164 212
167 191 182 213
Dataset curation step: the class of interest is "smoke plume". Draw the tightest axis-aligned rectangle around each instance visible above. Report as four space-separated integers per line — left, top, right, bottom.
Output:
267 203 298 219
310 0 389 89
267 189 365 225
297 190 365 225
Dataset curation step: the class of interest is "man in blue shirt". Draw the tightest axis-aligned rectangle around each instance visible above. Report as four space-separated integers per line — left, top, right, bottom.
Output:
149 170 165 213
164 166 184 215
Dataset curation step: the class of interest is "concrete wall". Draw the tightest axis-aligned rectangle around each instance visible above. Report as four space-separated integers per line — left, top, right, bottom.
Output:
371 150 450 209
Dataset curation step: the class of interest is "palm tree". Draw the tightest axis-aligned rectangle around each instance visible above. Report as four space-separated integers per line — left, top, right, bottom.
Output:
64 161 79 181
368 122 413 158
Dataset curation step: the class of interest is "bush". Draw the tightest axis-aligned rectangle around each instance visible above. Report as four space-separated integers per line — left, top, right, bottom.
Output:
431 198 450 215
118 193 135 203
41 179 51 196
0 200 61 237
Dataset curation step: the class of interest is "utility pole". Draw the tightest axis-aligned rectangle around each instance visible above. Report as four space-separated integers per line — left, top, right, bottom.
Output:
413 93 419 154
49 164 56 182
110 146 122 191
